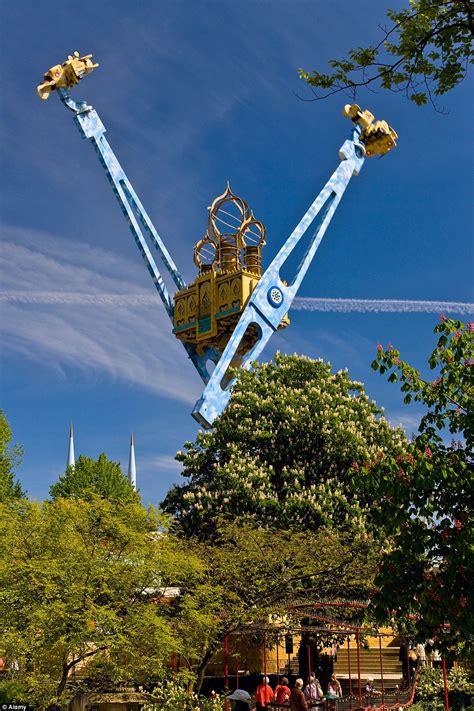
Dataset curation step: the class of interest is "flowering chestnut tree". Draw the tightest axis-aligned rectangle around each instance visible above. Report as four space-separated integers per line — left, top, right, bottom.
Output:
163 353 406 537
368 318 473 649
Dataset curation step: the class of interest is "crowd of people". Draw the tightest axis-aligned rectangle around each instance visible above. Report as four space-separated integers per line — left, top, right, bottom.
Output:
227 673 347 709
225 639 432 710
399 639 438 686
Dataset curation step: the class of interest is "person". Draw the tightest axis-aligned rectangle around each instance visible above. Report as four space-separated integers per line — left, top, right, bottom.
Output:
425 639 434 667
274 676 291 705
289 679 308 711
228 689 252 710
415 642 426 667
365 677 381 708
432 647 442 669
408 647 418 683
68 695 90 711
399 640 408 685
256 676 274 710
304 676 323 706
326 675 342 699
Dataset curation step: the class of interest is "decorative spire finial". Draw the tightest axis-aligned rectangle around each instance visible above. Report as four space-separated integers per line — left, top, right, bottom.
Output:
128 433 137 490
67 423 75 469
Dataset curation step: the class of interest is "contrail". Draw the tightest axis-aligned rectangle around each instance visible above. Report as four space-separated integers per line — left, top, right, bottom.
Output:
292 297 474 315
0 292 154 306
0 292 473 315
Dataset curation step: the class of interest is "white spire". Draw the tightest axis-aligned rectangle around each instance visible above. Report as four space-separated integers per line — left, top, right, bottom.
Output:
67 424 75 468
128 432 137 489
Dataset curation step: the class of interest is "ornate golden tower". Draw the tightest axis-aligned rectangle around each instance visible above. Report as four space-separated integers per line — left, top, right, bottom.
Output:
173 184 289 356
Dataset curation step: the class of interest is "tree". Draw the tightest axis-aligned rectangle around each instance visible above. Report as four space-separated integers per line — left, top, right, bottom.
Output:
163 353 406 537
367 317 473 650
299 0 474 107
162 355 404 690
412 665 474 711
0 496 202 707
50 453 140 504
168 522 376 692
0 410 24 503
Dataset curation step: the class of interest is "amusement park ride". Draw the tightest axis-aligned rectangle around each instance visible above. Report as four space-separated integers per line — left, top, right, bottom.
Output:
37 52 398 429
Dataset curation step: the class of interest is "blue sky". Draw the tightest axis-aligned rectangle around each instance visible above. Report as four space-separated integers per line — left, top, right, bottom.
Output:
1 0 473 504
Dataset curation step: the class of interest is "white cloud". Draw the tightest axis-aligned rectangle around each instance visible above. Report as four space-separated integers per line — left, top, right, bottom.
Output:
0 224 201 404
386 411 422 436
139 454 183 472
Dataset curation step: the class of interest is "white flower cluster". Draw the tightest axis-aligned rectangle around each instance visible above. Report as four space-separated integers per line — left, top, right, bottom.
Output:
170 355 407 532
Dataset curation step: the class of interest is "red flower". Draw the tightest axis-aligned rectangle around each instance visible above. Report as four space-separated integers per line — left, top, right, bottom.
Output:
351 461 359 471
467 321 474 332
439 313 446 322
377 343 383 353
454 519 464 531
425 446 433 458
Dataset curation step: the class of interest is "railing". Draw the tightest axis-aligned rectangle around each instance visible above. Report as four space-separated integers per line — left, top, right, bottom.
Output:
332 678 417 710
268 680 417 711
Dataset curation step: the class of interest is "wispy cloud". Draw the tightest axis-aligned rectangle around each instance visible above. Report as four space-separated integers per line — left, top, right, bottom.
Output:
385 411 423 437
138 454 183 472
293 297 473 315
1 225 201 404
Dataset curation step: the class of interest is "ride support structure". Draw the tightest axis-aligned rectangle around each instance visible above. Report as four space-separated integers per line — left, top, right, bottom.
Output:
37 53 397 429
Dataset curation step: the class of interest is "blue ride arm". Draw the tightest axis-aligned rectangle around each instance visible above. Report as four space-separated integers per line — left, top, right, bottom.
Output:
57 88 184 319
192 130 366 428
57 89 218 385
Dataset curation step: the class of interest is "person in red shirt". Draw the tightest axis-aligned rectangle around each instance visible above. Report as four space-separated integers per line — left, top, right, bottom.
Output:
256 676 274 710
274 676 291 705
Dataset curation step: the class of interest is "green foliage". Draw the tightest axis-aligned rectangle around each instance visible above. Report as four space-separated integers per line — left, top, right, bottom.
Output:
0 496 203 707
412 665 474 711
372 317 473 449
168 521 375 691
367 318 473 649
299 0 474 106
0 679 29 704
0 410 25 502
50 452 140 504
145 682 222 711
164 353 405 537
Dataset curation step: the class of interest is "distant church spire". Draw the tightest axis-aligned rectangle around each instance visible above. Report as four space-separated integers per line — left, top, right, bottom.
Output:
128 433 137 489
67 424 75 468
